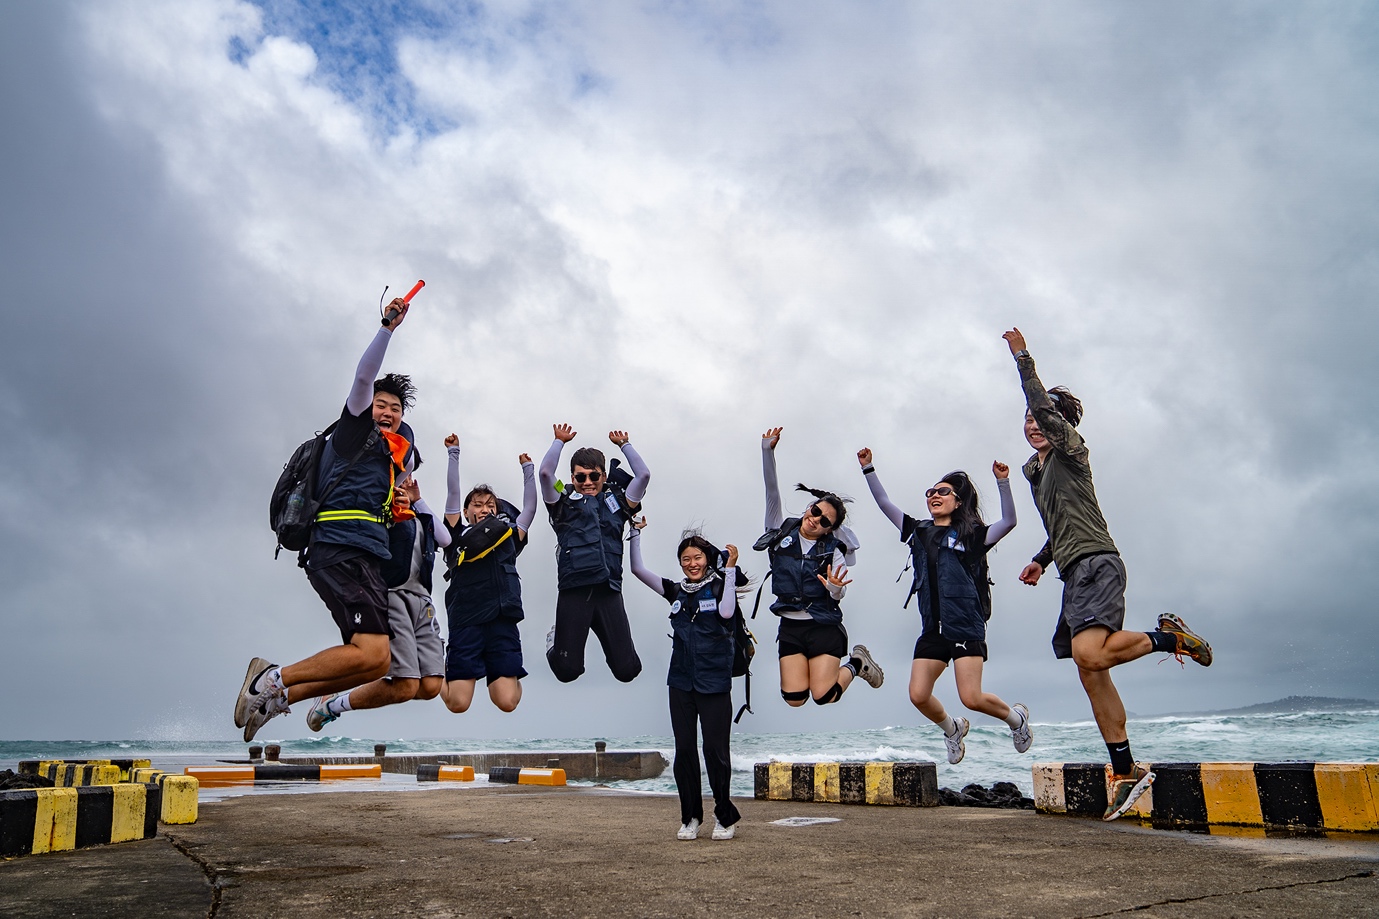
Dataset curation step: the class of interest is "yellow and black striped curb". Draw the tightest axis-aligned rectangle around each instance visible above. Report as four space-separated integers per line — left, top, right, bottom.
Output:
0 783 162 857
19 759 152 784
753 762 939 807
185 764 382 786
417 765 476 782
487 767 567 786
127 770 199 825
1033 762 1379 831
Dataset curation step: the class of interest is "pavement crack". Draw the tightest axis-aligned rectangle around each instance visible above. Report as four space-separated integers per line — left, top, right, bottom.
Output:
1076 870 1376 917
165 831 226 919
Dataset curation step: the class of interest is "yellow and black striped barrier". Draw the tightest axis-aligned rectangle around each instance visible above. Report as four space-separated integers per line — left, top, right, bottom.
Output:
127 769 200 825
487 767 566 786
1033 762 1379 832
185 763 382 787
19 759 152 783
753 762 939 807
418 765 477 782
0 783 162 857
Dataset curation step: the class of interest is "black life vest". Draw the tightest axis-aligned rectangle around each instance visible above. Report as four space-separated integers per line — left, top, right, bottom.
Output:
906 521 991 642
549 484 636 591
762 518 843 624
444 499 526 627
666 578 735 695
380 509 438 593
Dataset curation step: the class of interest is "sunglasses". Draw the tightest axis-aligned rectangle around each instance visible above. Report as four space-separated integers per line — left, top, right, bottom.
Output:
925 486 957 498
807 503 838 529
573 471 603 484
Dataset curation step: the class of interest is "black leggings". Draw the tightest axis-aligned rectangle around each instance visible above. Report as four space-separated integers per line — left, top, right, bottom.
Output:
547 585 642 683
668 687 740 828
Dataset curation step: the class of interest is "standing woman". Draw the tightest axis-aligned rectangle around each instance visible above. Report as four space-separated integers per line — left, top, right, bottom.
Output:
629 519 744 841
858 448 1032 764
758 427 883 708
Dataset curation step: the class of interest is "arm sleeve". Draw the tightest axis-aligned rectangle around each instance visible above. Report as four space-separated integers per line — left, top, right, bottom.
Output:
762 440 784 530
444 445 463 516
1033 539 1054 569
538 438 564 505
413 498 452 548
825 548 849 600
984 477 1017 546
620 442 651 504
718 568 737 618
863 467 906 531
517 461 538 534
346 328 393 416
1017 354 1088 461
627 530 664 594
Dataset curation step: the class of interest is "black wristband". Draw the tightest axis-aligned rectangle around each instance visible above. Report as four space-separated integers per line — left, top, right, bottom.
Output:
861 464 875 475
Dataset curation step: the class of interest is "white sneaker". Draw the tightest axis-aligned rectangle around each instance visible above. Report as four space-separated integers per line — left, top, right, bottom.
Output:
307 694 340 733
1010 703 1033 754
850 645 884 689
676 818 700 840
944 717 969 765
243 698 287 743
711 821 736 840
233 657 277 728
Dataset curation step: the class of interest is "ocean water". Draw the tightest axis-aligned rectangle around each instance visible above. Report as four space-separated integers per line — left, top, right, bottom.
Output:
4 709 1376 799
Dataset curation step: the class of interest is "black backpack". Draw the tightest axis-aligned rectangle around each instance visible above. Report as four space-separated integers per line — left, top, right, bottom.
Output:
269 421 377 558
730 592 758 723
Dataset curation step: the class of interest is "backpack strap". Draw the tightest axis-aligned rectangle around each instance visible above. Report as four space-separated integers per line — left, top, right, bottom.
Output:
734 668 752 724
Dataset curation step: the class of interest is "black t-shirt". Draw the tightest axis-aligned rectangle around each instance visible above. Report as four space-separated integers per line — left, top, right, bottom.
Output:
306 404 382 570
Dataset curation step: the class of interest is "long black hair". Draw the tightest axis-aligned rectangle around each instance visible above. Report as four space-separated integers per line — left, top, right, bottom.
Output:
794 483 848 529
937 470 984 550
677 531 751 588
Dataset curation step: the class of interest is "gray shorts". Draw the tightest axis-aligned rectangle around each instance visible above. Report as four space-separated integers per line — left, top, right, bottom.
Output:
1052 553 1126 660
387 590 444 680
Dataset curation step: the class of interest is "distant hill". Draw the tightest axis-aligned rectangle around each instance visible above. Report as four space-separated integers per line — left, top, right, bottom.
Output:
1203 695 1377 716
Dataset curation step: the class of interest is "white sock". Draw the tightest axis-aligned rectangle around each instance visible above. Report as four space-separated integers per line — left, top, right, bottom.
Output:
938 715 957 736
256 667 283 695
328 695 353 716
1003 708 1025 730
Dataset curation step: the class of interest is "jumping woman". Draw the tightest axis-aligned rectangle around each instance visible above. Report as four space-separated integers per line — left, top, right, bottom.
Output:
758 427 883 708
629 518 745 841
858 448 1031 764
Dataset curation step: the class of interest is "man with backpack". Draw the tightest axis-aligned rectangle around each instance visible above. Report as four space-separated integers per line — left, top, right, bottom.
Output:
235 298 417 742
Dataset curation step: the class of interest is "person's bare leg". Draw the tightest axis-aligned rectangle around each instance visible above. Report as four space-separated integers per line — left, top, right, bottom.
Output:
414 675 442 702
1070 626 1153 672
780 655 810 706
952 657 1012 721
488 677 522 712
809 654 851 702
282 634 390 703
1077 665 1128 745
908 659 950 724
348 677 420 710
441 679 477 713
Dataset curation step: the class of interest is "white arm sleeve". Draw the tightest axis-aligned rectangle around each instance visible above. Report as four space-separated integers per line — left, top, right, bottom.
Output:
825 548 848 600
538 438 564 504
346 328 392 416
763 440 784 530
444 445 463 516
985 477 1017 546
627 530 665 594
517 462 538 534
413 497 452 548
620 442 651 504
863 467 906 531
718 567 738 618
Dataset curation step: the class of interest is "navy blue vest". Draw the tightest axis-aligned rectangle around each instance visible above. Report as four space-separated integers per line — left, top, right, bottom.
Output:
549 485 633 591
908 521 989 642
380 511 438 593
766 519 843 624
666 578 734 694
444 503 526 628
312 415 410 560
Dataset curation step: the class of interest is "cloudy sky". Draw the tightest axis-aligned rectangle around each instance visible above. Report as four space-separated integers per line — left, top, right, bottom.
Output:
2 1 1377 744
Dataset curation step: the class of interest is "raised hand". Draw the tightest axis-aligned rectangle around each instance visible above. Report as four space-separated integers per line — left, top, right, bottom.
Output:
444 433 459 448
817 564 853 590
762 426 783 450
609 430 630 447
1019 562 1043 586
631 514 648 531
993 460 1009 479
382 297 409 331
1002 328 1027 355
518 452 532 464
857 447 873 467
725 544 739 567
553 423 576 443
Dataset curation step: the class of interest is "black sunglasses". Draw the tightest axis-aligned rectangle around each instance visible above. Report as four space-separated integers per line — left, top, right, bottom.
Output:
807 503 838 529
573 471 603 484
925 486 956 498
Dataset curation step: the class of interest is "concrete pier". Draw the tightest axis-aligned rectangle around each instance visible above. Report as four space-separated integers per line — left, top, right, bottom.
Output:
273 749 668 781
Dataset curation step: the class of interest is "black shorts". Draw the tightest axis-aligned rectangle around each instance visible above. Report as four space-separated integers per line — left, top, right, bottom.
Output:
776 618 849 660
306 556 391 644
445 617 527 684
913 632 989 663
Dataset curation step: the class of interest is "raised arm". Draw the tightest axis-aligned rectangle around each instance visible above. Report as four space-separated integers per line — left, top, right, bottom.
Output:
610 432 651 504
413 495 451 549
857 448 905 531
516 454 537 536
345 300 409 415
1003 328 1086 460
762 427 784 530
985 462 1017 546
539 424 574 504
444 435 462 528
716 546 739 619
627 525 665 594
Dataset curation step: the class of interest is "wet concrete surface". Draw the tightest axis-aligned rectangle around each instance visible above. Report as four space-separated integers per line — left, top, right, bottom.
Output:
1 783 1376 918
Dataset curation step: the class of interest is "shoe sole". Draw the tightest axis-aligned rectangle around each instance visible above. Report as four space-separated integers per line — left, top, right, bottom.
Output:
851 645 885 689
946 718 969 765
243 705 275 743
234 657 274 728
1158 614 1213 667
1104 771 1156 821
306 695 337 733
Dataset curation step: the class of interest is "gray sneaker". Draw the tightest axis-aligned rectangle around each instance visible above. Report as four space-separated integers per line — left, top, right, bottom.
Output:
1011 703 1034 754
944 717 970 765
850 645 884 689
234 657 277 729
307 694 340 733
1104 764 1155 821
